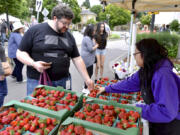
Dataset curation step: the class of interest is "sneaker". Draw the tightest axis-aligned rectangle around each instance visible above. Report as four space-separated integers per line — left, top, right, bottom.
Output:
16 80 27 84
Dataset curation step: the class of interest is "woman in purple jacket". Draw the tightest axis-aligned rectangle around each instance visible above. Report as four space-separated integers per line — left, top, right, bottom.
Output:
98 38 180 135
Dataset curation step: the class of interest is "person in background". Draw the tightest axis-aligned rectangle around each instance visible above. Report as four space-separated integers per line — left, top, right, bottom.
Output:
104 21 111 37
97 38 180 135
8 22 25 83
0 19 8 46
0 44 8 107
94 22 108 83
16 4 94 95
160 24 166 32
9 21 14 32
81 24 99 89
30 16 38 27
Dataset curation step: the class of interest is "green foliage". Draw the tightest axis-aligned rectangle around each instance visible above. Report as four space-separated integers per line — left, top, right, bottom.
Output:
90 5 103 21
99 4 130 29
62 0 81 24
140 14 152 25
86 18 96 25
0 0 29 20
37 0 58 22
174 63 180 72
109 34 120 39
137 33 180 58
82 0 90 9
170 20 180 32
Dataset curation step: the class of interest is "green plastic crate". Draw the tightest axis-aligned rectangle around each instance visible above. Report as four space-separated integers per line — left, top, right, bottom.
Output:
73 97 142 135
1 101 60 135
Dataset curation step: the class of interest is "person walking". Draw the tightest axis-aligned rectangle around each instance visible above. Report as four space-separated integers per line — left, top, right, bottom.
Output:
94 22 108 82
16 4 94 95
81 24 99 89
97 38 180 135
0 44 8 107
0 19 8 46
8 22 25 83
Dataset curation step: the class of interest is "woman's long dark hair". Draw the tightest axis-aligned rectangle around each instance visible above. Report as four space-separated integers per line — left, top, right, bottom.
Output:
96 22 106 35
84 24 94 39
95 22 107 45
136 38 171 92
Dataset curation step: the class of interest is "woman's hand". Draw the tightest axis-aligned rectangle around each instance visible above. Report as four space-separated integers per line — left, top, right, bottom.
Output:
97 87 105 95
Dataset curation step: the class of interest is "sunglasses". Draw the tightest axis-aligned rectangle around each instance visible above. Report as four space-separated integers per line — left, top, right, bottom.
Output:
133 52 141 56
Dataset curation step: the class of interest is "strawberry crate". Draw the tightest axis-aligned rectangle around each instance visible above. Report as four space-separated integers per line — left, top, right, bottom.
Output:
19 85 83 122
0 101 60 135
57 117 114 135
87 84 143 105
74 97 142 135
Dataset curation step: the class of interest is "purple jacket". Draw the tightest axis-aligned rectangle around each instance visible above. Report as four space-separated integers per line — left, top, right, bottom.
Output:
105 59 180 123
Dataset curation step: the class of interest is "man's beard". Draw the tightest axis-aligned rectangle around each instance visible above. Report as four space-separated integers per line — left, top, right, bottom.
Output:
56 22 67 33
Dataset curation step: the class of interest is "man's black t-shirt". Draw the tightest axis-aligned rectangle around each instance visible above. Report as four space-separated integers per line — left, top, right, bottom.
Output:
19 23 80 81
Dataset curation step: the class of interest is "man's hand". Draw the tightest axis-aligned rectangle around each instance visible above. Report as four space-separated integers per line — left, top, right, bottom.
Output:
0 75 5 81
32 61 51 73
97 87 105 95
85 79 94 91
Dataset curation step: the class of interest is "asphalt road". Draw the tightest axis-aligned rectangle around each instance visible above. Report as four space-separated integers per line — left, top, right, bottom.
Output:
4 39 128 104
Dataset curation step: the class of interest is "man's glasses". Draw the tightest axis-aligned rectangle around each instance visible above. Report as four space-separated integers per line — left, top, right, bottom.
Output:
133 52 141 56
58 20 71 27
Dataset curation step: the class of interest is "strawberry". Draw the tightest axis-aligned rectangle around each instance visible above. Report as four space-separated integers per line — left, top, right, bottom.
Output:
29 124 36 132
46 118 51 125
67 124 74 133
86 131 93 135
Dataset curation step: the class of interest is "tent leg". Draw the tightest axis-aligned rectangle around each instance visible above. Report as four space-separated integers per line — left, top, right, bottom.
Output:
129 24 137 73
127 14 134 72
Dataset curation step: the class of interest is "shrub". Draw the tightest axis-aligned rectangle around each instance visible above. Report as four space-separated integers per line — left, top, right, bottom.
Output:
109 34 120 39
170 20 179 32
137 32 180 58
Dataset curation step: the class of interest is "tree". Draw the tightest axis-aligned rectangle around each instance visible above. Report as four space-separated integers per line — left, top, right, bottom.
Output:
82 0 90 9
0 0 29 20
99 4 131 29
86 18 96 25
170 20 179 32
62 0 81 24
140 14 152 26
90 5 103 22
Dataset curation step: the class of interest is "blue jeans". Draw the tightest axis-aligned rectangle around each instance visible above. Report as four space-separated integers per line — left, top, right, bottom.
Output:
0 78 7 107
1 33 7 46
27 75 72 95
96 49 106 55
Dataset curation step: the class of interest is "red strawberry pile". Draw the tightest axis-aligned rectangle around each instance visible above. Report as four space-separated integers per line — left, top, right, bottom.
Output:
58 124 93 135
0 107 59 135
74 103 140 130
96 77 118 86
116 108 140 130
88 78 143 104
20 88 78 111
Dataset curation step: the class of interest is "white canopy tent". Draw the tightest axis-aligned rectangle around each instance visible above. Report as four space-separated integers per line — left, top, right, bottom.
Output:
0 13 20 22
100 0 180 73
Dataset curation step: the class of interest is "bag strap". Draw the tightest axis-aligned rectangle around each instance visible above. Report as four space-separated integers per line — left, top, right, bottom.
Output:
39 70 52 86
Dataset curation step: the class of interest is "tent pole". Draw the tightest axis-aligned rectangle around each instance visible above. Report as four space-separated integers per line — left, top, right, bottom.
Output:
129 24 137 73
127 13 134 71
